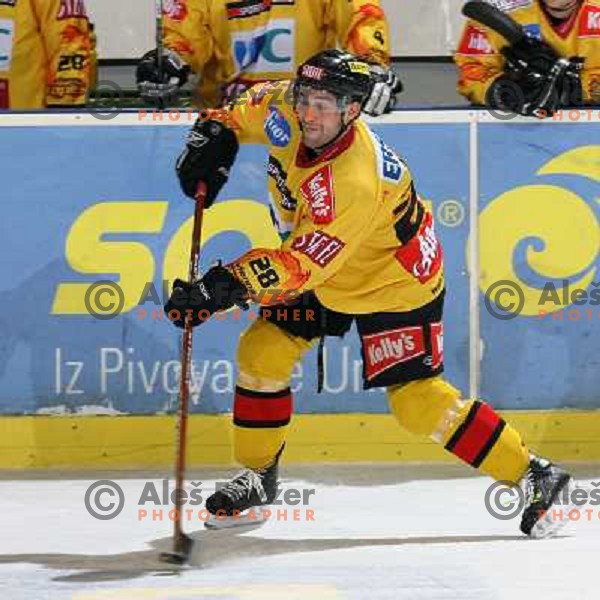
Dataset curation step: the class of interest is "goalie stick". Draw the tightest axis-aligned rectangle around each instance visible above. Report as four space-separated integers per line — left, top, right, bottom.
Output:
462 1 526 44
159 181 207 566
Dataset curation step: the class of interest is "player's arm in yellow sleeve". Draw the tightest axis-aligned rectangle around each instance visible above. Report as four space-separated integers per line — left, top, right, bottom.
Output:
329 0 390 66
227 171 380 306
176 81 292 201
206 80 293 145
38 0 93 107
163 0 213 75
454 20 505 105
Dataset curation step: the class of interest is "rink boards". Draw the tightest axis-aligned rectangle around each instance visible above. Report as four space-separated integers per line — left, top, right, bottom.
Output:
0 110 598 466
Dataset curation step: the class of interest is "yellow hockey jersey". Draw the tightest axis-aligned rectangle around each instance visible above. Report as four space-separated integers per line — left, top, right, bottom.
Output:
0 0 95 109
163 0 391 107
454 0 600 105
214 80 444 315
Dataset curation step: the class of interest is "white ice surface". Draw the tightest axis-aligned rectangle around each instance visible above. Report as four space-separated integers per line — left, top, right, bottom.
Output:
0 473 597 600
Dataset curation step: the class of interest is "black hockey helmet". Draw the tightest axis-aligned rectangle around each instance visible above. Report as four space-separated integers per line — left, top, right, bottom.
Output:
294 49 373 108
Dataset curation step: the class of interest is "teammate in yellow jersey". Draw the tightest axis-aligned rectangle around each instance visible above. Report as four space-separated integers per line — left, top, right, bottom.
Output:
0 0 96 109
455 0 600 115
165 49 573 538
136 0 401 115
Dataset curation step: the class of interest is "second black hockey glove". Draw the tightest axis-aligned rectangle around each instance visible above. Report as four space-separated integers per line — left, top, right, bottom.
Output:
165 264 249 328
487 36 584 116
137 48 190 105
175 119 239 207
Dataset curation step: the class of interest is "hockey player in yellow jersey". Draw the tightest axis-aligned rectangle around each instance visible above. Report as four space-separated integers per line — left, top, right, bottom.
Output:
454 0 600 114
0 0 96 109
136 0 401 115
165 49 572 538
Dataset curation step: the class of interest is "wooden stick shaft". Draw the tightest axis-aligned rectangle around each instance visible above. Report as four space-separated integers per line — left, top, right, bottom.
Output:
173 181 207 548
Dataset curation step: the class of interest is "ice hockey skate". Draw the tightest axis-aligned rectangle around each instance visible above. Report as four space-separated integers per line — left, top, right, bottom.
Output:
520 454 575 539
204 460 279 530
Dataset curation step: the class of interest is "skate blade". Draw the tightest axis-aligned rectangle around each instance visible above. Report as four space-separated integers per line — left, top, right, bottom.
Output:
204 507 272 530
530 477 576 539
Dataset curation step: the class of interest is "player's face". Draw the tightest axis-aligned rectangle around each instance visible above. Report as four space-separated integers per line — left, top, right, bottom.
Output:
542 0 580 18
296 87 353 149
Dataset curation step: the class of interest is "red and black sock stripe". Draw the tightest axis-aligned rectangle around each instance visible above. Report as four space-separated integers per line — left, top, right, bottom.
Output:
444 401 506 468
233 386 293 429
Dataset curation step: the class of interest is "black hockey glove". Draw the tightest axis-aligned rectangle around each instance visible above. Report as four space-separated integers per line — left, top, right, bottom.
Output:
137 48 190 105
363 64 403 116
165 264 249 328
175 119 239 206
487 36 584 116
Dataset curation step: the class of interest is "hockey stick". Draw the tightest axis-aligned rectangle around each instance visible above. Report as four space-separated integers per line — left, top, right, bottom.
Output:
155 0 165 110
159 181 207 566
462 1 526 44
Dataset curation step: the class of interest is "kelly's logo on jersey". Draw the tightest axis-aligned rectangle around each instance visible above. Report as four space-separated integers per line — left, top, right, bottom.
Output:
57 0 88 20
457 24 494 55
579 5 600 37
362 326 426 381
264 106 291 147
300 165 336 224
429 322 444 370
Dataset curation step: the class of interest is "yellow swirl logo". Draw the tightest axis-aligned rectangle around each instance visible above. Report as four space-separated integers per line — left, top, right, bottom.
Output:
478 145 600 317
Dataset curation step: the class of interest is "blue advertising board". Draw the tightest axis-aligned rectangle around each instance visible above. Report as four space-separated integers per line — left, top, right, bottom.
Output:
478 123 600 409
0 116 597 414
